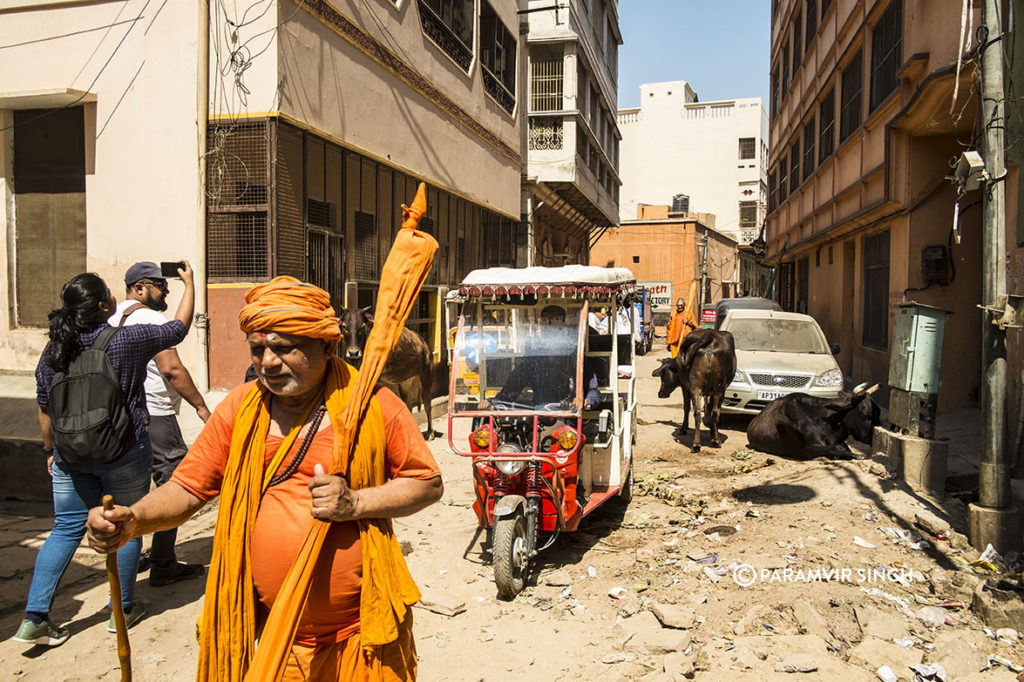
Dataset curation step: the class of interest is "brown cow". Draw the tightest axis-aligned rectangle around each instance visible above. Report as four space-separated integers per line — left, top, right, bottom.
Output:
341 306 437 439
652 329 737 452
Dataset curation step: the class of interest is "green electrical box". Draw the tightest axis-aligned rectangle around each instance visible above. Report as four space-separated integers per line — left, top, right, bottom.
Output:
888 303 951 438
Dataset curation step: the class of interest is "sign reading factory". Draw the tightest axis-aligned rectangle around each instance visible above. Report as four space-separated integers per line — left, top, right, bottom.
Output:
640 281 673 311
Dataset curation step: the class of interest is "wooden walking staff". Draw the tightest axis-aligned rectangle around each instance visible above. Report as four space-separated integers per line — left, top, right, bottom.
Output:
101 495 132 682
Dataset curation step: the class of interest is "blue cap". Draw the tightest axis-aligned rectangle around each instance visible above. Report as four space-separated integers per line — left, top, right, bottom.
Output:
124 262 163 286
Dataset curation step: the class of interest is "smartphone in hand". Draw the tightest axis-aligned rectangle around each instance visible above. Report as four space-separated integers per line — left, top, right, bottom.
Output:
160 261 185 278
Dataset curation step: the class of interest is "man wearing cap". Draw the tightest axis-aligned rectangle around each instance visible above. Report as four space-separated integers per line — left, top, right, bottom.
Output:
89 275 443 680
108 262 209 586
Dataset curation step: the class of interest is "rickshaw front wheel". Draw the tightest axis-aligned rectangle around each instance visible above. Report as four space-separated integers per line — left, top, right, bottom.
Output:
493 512 528 598
619 460 634 504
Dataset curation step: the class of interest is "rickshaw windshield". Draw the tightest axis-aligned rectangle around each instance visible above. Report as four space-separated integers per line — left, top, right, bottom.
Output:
451 302 583 415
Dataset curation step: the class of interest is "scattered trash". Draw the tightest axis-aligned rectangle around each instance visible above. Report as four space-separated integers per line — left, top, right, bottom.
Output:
634 583 649 593
608 587 627 600
997 628 1020 644
860 587 911 610
917 606 948 628
763 623 775 631
663 538 679 547
864 512 878 523
601 652 626 665
746 509 761 518
987 654 1024 674
894 637 916 648
559 586 572 601
980 544 1003 564
877 665 899 682
909 662 947 681
687 551 718 564
936 532 949 541
854 536 877 549
703 566 721 584
587 565 597 578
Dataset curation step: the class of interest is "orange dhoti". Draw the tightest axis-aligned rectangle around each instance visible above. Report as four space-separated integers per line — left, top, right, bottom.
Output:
282 615 416 682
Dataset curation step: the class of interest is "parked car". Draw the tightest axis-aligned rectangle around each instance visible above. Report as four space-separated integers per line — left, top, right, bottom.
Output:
714 297 782 329
718 309 844 414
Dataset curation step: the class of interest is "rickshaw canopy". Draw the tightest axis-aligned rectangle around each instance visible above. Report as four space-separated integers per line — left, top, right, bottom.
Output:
459 265 637 298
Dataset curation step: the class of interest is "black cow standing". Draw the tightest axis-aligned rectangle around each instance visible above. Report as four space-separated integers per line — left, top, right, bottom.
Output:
746 384 881 459
341 306 437 439
652 329 737 452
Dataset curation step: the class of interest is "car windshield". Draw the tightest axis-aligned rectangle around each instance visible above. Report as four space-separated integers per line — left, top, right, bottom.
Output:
725 318 829 354
451 302 583 414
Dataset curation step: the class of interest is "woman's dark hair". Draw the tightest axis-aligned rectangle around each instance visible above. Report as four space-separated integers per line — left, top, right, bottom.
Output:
45 273 111 373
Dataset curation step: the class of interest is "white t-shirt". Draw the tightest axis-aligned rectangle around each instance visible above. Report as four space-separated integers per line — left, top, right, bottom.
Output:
108 300 181 416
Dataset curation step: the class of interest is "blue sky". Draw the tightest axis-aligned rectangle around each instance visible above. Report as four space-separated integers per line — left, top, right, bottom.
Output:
616 1 771 109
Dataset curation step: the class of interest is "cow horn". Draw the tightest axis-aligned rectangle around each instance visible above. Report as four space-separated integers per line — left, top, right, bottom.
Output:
852 382 869 394
864 384 880 395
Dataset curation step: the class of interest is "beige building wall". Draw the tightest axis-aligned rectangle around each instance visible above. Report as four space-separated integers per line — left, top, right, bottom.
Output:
278 0 521 217
763 0 1016 413
0 1 207 377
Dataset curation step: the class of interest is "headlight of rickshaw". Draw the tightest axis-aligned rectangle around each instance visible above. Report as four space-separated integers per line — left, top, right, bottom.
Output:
557 428 578 451
495 460 526 476
471 426 491 449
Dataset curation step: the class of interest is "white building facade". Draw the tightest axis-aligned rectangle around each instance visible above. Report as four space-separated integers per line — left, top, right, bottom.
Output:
617 80 769 245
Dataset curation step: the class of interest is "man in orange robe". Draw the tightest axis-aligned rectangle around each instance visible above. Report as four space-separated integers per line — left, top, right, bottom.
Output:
666 297 698 358
86 277 443 680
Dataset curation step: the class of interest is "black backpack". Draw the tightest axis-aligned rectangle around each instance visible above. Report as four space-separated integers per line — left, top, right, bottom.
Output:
50 327 134 466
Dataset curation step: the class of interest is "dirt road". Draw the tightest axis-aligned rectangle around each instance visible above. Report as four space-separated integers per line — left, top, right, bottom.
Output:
1 350 1021 681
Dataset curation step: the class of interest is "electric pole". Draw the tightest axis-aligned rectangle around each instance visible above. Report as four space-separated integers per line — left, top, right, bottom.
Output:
968 0 1019 552
699 232 709 313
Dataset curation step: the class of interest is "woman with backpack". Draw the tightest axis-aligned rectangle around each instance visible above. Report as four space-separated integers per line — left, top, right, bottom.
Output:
13 265 194 647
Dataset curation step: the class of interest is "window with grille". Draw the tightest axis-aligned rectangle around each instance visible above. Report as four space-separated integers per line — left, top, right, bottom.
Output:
208 121 270 280
480 1 516 114
790 140 801 191
870 0 902 110
840 51 863 141
792 12 803 69
354 211 378 280
779 262 795 311
796 257 809 313
782 38 791 94
802 117 816 181
418 0 473 71
779 152 789 202
805 0 817 50
530 47 563 112
768 171 778 213
862 230 890 349
771 69 779 118
818 86 835 162
739 137 756 160
12 107 87 327
739 201 758 228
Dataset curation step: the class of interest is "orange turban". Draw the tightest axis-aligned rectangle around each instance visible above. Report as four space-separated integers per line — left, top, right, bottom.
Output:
237 276 342 342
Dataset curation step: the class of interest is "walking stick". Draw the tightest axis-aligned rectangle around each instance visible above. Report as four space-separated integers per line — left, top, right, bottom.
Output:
101 495 132 682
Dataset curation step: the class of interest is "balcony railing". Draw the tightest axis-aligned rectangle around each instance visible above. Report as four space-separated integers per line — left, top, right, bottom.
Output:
482 66 515 114
418 0 472 71
529 117 563 150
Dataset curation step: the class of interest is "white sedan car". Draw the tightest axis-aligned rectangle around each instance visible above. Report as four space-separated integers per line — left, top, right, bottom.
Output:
719 309 844 414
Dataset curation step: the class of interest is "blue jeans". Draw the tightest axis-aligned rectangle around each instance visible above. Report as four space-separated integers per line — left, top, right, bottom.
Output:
25 436 153 616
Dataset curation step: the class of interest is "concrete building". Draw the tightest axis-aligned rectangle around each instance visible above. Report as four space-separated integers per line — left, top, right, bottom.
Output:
0 0 523 392
765 0 1021 418
617 81 770 247
591 204 739 330
523 0 621 266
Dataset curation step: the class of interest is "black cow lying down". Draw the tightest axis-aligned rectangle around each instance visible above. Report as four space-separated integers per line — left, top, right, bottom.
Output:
746 383 881 460
652 329 736 453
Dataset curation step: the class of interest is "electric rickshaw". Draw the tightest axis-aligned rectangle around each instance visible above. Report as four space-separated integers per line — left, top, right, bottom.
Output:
447 266 638 597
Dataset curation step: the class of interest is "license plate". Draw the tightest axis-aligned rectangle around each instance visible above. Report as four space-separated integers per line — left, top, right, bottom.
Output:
757 391 786 401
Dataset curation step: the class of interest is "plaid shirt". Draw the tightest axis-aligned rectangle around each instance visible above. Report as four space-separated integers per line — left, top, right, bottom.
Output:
37 320 187 460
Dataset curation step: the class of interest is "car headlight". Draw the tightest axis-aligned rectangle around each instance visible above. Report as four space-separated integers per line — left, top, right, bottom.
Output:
814 369 844 387
731 370 750 385
495 460 526 476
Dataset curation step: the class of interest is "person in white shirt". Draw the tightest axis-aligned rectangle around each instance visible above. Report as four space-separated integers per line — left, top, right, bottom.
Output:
109 262 210 586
